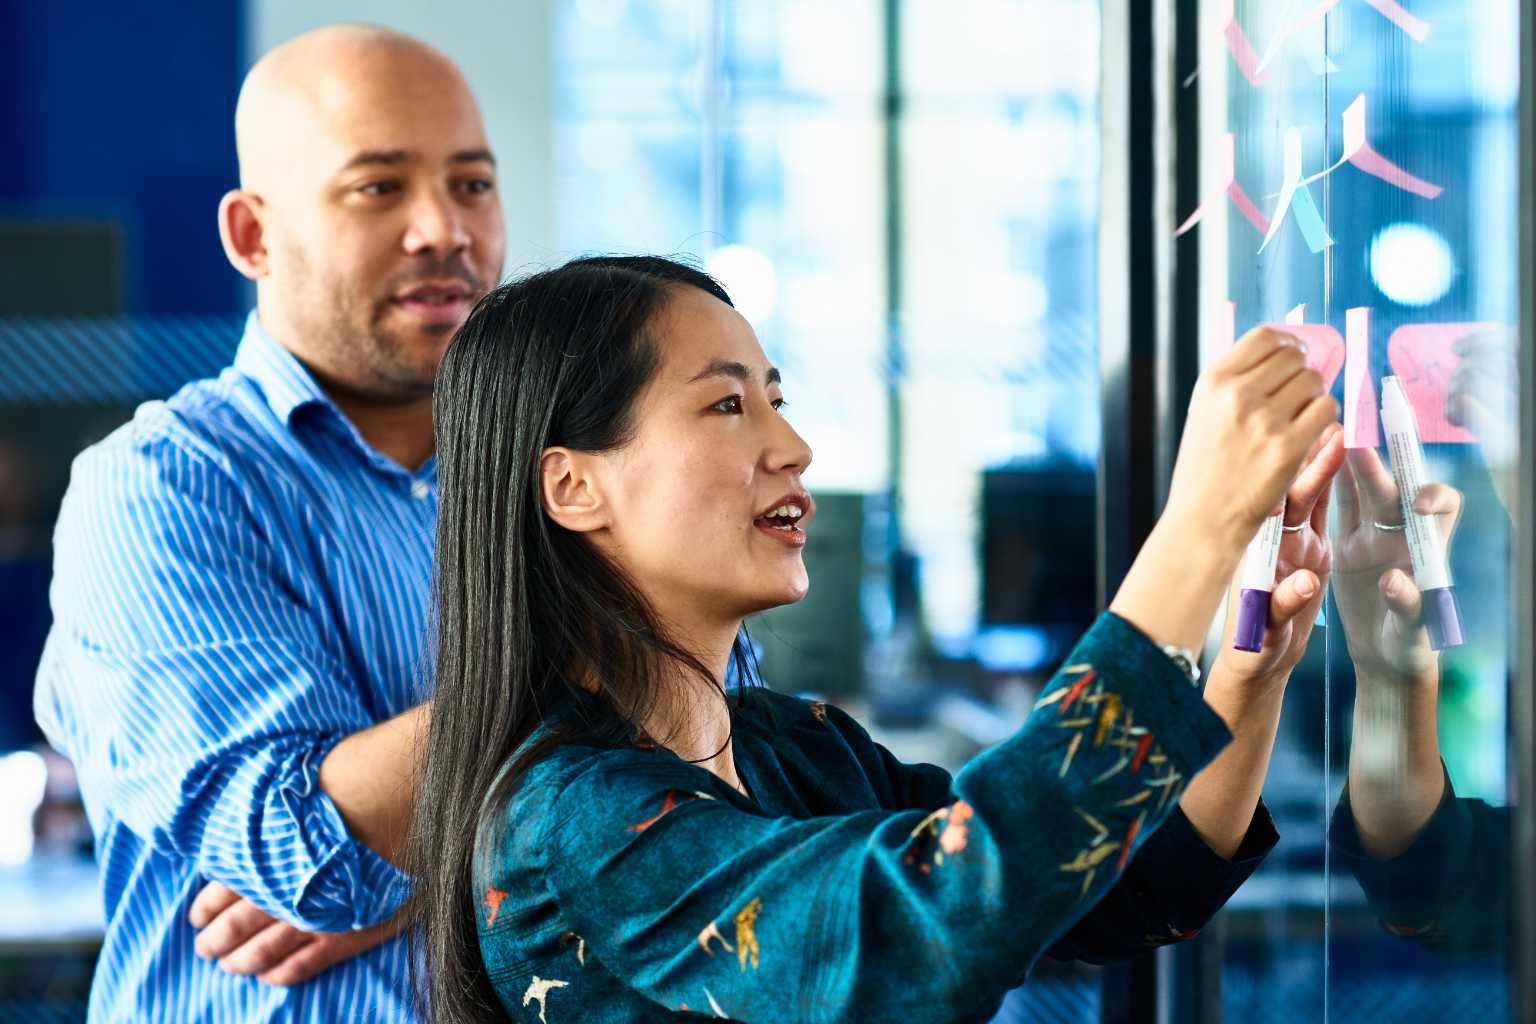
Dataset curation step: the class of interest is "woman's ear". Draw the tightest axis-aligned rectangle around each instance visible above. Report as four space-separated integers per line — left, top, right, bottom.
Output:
540 447 609 533
218 189 270 280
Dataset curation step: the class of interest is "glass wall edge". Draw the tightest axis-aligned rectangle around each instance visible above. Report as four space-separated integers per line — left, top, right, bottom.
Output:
1514 3 1536 1021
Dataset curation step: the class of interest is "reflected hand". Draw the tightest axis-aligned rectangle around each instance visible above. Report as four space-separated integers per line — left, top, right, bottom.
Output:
189 881 404 987
1447 327 1518 517
1214 425 1344 690
1332 448 1461 681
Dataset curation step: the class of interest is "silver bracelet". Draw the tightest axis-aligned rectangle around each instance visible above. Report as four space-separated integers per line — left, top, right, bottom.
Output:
1159 644 1202 685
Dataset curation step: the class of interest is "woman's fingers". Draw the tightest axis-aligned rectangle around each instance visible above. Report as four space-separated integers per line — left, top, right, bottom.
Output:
1287 424 1345 529
1411 482 1461 517
1346 448 1399 517
1412 482 1463 545
1230 344 1311 411
1446 389 1491 433
1336 452 1363 533
1284 393 1341 462
1379 567 1423 625
1269 569 1322 629
1267 366 1327 424
1309 430 1345 534
1220 326 1307 377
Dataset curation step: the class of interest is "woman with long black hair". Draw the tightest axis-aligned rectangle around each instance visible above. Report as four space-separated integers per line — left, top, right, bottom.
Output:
409 255 1342 1022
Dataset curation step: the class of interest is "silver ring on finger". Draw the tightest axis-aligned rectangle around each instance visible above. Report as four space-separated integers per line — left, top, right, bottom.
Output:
1280 522 1306 534
1372 520 1407 532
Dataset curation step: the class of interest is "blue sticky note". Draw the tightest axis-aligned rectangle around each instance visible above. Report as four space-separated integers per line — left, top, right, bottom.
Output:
1291 181 1334 253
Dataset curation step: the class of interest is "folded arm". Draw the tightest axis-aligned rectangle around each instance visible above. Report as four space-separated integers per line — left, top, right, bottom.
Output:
41 436 412 931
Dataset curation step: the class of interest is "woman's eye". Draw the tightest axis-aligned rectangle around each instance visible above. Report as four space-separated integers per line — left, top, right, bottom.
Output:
771 398 788 414
458 179 495 195
359 181 401 197
711 395 744 414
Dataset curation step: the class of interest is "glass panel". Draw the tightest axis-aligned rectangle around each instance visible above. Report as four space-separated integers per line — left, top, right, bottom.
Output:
1198 2 1522 1019
564 3 1108 1019
889 2 1104 1020
1191 6 1334 1018
1321 2 1519 1019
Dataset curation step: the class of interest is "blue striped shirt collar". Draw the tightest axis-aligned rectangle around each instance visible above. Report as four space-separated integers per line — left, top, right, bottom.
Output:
232 310 435 480
232 311 337 428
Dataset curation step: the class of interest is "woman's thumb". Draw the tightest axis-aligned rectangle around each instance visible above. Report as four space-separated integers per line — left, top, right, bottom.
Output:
1268 569 1320 627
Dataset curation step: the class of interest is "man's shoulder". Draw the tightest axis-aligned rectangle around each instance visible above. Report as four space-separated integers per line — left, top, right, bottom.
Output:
75 368 287 490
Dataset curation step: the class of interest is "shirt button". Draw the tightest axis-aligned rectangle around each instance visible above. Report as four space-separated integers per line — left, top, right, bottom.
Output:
410 480 431 500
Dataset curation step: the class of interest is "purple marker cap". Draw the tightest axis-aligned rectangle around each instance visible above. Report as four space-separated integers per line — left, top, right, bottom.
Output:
1233 588 1270 653
1421 587 1464 651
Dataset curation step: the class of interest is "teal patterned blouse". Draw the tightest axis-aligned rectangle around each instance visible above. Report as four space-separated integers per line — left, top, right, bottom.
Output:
474 613 1277 1023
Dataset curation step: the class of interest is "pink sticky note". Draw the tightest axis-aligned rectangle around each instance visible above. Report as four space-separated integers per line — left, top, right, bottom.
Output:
1207 303 1343 392
1256 0 1341 75
1386 324 1498 444
1344 307 1380 448
1260 127 1334 254
1220 0 1268 85
1300 94 1444 199
1205 300 1238 368
1341 94 1442 199
1296 0 1341 30
1267 311 1344 391
1362 0 1431 43
1176 134 1272 238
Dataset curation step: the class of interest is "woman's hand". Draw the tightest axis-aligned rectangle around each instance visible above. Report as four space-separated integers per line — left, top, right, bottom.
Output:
1163 327 1341 554
1173 430 1343 863
1211 424 1345 692
1110 328 1338 657
1332 448 1462 683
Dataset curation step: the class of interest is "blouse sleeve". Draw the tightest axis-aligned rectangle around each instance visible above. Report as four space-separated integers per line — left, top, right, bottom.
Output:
529 613 1235 1022
1329 764 1512 953
814 676 1279 966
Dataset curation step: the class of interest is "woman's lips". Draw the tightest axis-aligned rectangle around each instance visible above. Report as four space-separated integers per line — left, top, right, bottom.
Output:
753 518 807 548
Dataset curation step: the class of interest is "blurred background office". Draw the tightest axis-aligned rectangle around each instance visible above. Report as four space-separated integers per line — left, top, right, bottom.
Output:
2 1 1532 1022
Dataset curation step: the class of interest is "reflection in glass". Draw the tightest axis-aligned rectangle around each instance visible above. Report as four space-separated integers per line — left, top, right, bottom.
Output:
1199 1 1519 1019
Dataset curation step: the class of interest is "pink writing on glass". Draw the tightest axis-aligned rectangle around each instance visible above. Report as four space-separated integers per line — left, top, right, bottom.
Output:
1205 302 1343 393
1344 308 1381 449
1361 0 1431 43
1220 0 1268 85
1176 134 1271 238
1301 93 1444 199
1387 324 1502 444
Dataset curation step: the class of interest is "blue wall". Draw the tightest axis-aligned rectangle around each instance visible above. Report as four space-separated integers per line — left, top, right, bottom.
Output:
0 0 245 314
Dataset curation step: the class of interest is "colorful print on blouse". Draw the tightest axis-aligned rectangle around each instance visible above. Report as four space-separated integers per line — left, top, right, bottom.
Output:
473 612 1255 1023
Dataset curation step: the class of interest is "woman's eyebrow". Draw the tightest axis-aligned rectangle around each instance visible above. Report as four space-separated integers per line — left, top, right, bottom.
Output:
688 359 781 386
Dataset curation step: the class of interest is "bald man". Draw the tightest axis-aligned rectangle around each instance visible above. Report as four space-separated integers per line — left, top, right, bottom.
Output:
35 25 503 1020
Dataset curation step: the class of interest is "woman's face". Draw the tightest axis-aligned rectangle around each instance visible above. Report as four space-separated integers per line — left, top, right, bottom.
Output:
588 285 815 629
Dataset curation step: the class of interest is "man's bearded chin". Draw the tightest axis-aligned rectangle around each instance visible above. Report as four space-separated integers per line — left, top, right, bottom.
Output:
359 310 448 399
282 280 436 402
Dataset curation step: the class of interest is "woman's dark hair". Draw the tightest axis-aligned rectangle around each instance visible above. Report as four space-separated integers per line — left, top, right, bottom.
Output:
407 255 759 1022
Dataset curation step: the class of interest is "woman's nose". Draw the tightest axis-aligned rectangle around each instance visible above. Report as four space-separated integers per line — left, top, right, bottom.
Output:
765 417 813 476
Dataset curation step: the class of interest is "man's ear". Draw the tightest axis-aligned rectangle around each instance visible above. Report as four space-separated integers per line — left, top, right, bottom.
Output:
218 189 270 281
540 447 609 533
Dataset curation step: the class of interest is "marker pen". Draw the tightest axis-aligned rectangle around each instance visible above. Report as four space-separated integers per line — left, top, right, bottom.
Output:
1380 375 1464 650
1233 512 1284 652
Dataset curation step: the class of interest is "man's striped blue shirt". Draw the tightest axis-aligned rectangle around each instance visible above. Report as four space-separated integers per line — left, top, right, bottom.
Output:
35 312 434 1021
